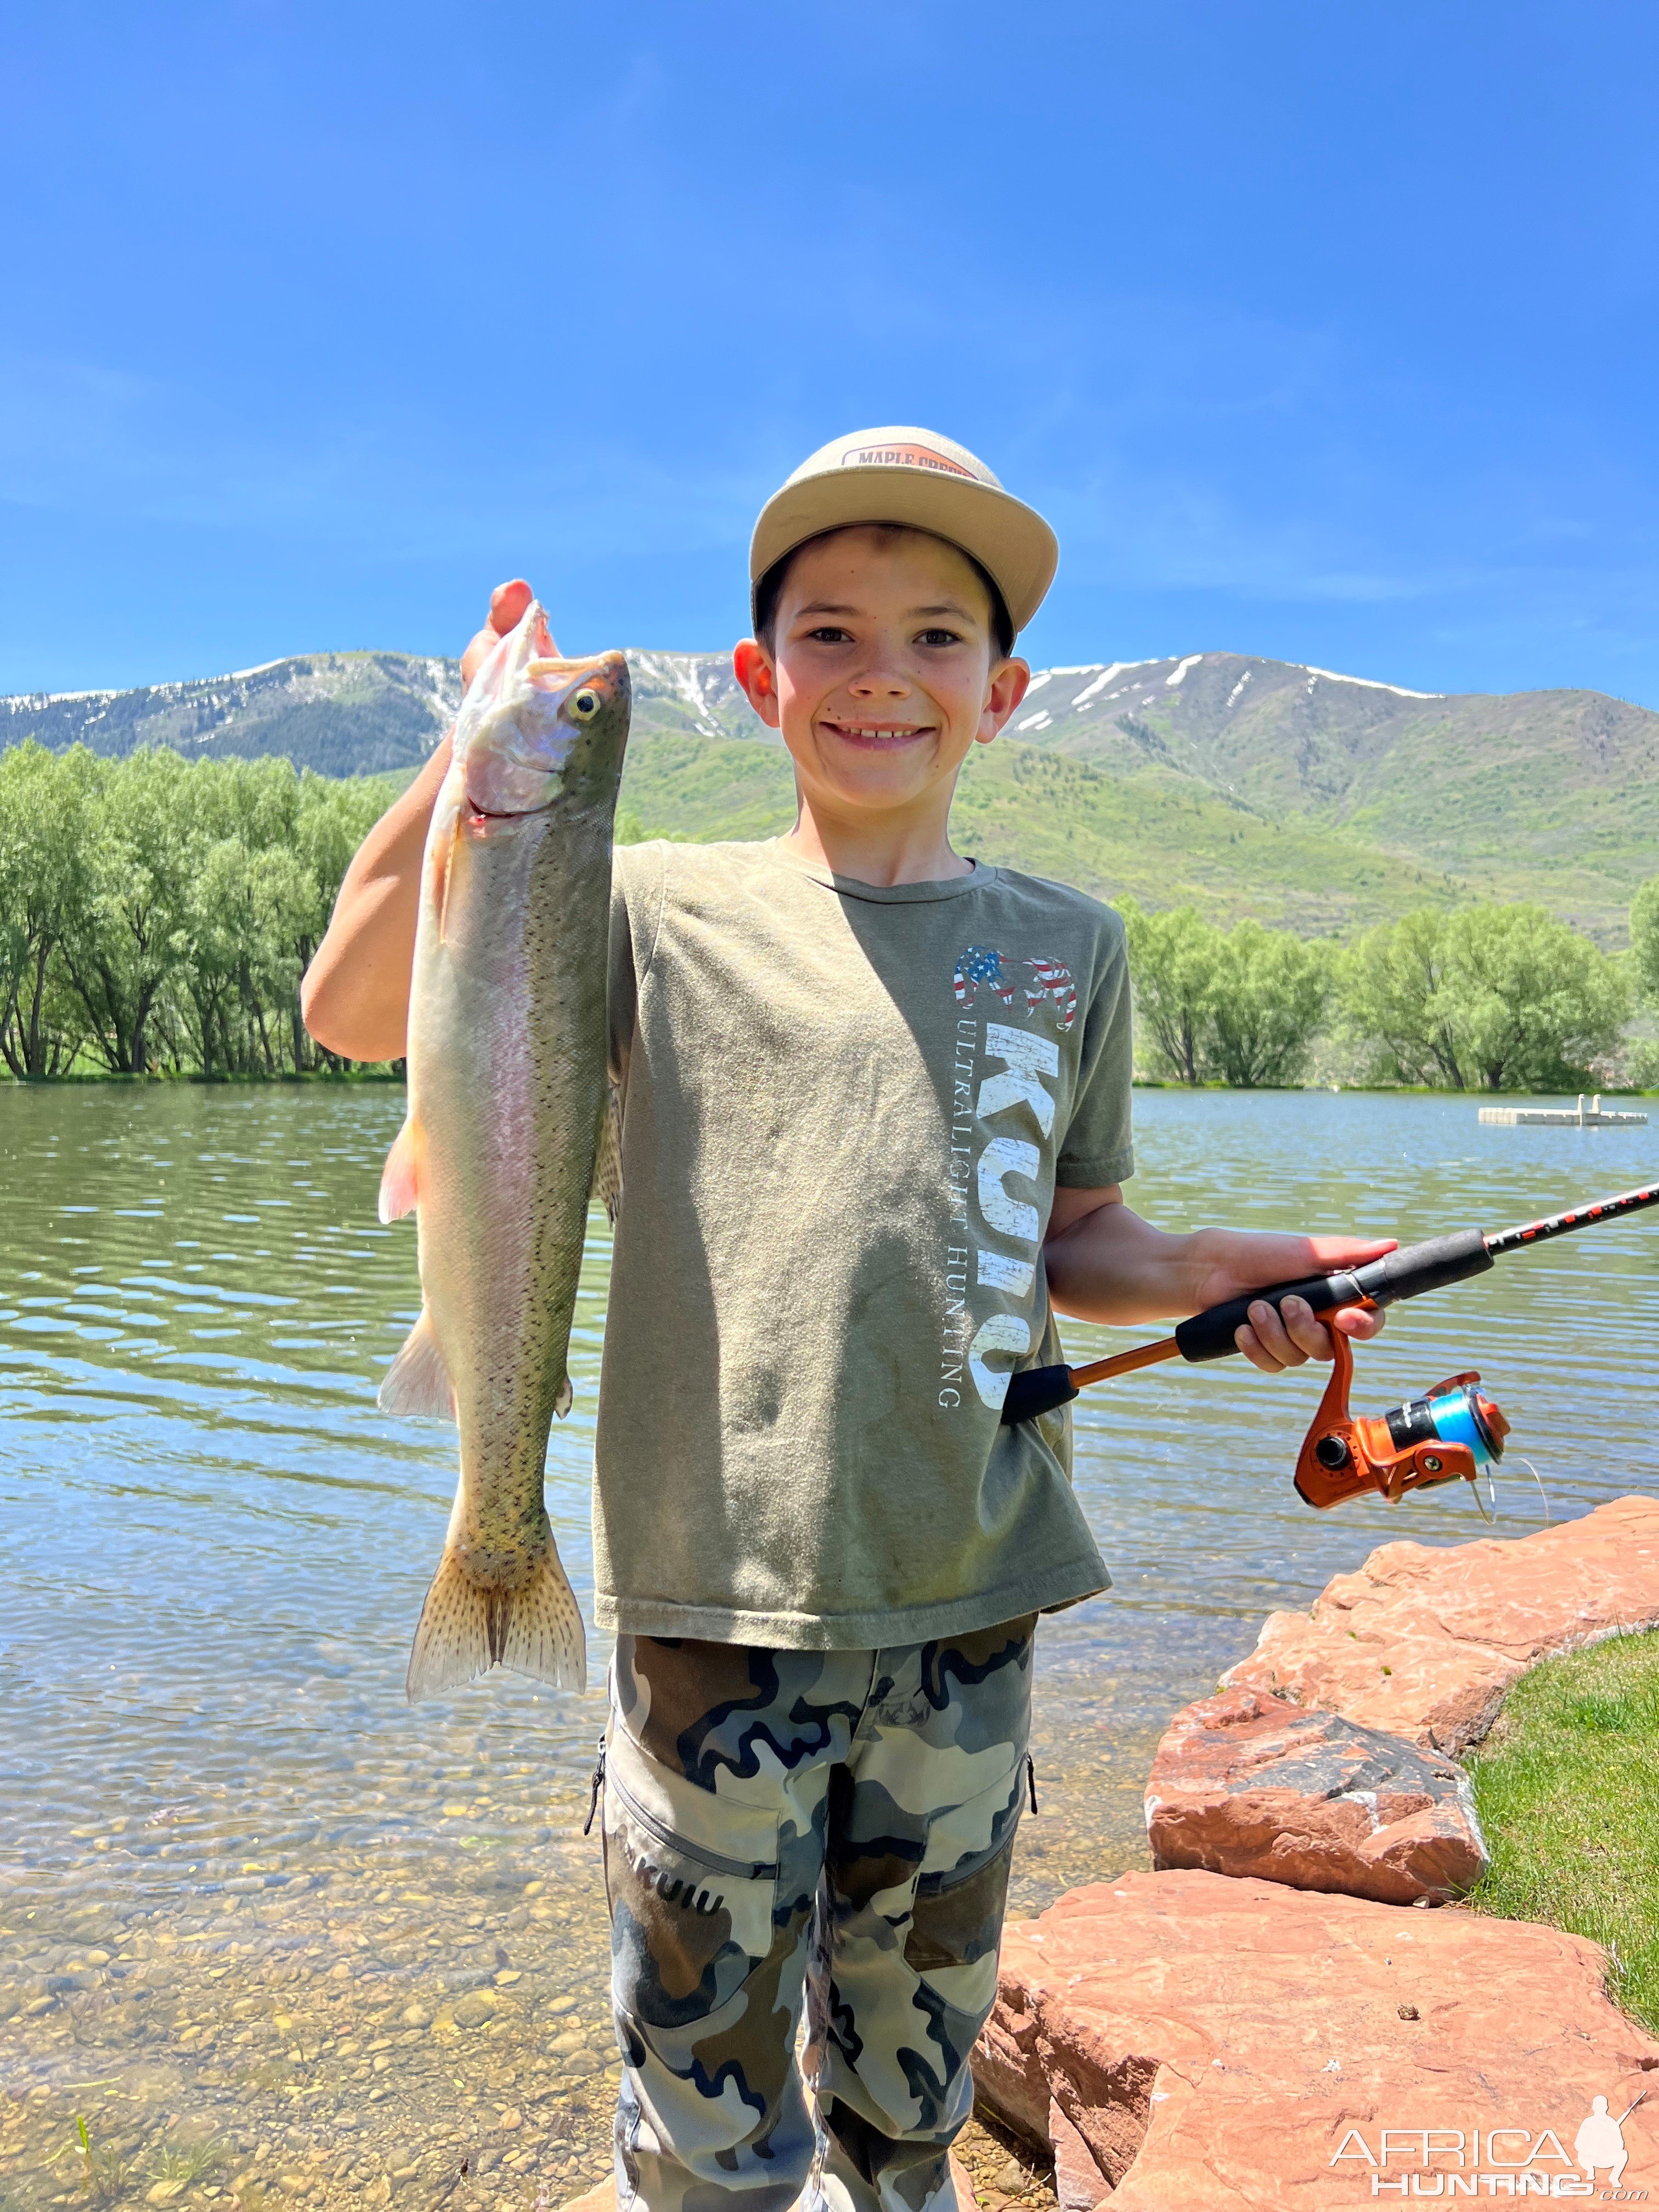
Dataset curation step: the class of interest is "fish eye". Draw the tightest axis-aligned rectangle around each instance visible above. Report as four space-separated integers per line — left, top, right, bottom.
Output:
570 688 601 721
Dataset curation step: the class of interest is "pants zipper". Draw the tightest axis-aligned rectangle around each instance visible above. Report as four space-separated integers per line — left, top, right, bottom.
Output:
584 1733 607 1836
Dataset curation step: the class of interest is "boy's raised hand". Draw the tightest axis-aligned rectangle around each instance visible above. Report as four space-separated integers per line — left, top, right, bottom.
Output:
1188 1228 1394 1374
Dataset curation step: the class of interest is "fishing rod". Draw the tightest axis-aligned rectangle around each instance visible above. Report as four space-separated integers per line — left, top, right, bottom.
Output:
1002 1180 1659 1512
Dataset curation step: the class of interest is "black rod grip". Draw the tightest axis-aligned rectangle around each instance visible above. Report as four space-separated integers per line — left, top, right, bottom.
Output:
1000 1365 1079 1426
1172 1228 1493 1365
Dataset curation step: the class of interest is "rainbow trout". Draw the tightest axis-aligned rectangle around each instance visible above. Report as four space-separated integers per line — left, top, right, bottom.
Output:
377 602 629 1701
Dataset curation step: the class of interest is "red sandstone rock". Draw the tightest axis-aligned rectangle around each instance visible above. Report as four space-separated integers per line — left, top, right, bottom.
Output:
1144 1685 1486 1904
975 1868 1659 2210
1222 1493 1659 1753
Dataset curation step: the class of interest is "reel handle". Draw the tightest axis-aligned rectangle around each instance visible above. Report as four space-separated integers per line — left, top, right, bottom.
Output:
1172 1229 1493 1364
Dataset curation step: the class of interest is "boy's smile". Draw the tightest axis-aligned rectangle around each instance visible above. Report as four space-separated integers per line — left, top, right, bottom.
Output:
733 524 1031 881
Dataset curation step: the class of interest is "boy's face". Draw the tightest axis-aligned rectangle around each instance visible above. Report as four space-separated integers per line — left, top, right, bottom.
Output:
733 526 1030 823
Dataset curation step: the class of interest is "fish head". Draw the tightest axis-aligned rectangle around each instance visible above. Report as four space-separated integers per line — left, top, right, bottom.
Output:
454 602 631 820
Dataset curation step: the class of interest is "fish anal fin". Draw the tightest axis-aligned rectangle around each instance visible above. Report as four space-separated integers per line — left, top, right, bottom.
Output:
590 1081 623 1227
405 1547 587 1702
379 1307 455 1420
554 1372 573 1419
378 1121 420 1225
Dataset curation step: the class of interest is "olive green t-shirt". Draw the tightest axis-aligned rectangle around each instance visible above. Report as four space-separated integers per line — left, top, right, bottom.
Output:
592 838 1135 1648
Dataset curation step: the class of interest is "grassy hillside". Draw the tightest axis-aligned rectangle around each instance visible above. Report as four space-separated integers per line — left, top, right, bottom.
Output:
613 729 1466 933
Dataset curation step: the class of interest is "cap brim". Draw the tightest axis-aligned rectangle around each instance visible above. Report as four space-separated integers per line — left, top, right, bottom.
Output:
749 468 1058 636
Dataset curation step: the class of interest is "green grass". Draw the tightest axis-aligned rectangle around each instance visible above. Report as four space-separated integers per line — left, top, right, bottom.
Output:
1465 1627 1659 2033
148 2136 229 2190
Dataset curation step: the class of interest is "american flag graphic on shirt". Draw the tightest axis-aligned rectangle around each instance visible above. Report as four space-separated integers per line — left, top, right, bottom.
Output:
1023 956 1077 1031
953 946 1076 1032
953 945 1018 1009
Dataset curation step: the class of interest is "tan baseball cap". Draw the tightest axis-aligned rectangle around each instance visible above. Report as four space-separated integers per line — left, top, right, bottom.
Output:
749 425 1058 637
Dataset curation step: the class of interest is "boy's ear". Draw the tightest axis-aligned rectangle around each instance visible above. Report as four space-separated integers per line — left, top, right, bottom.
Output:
976 657 1032 747
733 637 781 730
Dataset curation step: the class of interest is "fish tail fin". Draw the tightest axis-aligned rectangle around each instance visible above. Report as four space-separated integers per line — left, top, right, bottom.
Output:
499 1549 586 1692
405 1547 586 1703
378 1306 455 1420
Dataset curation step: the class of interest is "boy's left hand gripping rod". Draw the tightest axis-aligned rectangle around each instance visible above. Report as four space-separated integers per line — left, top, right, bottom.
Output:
1000 1229 1493 1425
1000 1178 1659 1427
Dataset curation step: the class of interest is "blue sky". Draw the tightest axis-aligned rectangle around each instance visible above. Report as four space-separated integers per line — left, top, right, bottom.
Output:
4 2 1657 702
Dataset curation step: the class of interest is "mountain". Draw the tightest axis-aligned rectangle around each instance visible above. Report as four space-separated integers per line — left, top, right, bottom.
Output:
0 652 463 776
5 646 1655 941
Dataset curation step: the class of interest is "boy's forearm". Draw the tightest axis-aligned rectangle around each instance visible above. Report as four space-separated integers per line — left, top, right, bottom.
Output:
1043 1196 1204 1328
301 734 452 1063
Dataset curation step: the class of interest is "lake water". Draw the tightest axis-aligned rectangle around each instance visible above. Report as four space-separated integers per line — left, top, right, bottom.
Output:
2 1084 1656 2212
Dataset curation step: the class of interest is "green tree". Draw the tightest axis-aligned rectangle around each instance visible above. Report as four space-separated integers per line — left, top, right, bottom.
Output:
1339 904 1628 1090
1116 899 1222 1084
1447 902 1628 1091
1205 922 1331 1087
0 744 87 1076
1339 910 1469 1087
55 748 200 1074
1633 877 1659 1005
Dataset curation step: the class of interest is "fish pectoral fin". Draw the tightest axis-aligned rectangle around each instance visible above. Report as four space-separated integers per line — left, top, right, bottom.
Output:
378 1120 421 1224
554 1372 573 1419
378 1308 456 1420
589 1081 624 1227
405 1547 587 1702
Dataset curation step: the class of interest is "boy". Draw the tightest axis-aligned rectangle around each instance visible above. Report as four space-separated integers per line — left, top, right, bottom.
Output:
302 426 1387 2212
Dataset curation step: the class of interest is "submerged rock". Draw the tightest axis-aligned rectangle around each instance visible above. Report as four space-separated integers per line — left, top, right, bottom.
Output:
975 1868 1659 2209
1145 1685 1486 1903
1222 1493 1659 1754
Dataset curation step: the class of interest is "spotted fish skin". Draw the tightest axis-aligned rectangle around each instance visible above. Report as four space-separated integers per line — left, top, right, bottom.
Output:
377 603 630 1702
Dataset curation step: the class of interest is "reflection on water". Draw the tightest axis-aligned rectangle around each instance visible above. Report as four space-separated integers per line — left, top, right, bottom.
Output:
2 1085 1656 2208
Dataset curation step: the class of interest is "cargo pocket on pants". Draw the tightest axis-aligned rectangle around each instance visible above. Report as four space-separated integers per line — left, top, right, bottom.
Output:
903 1763 1025 1979
603 1722 782 2034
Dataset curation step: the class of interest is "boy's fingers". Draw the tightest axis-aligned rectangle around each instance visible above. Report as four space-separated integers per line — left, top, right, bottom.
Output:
489 578 534 635
1250 1296 1313 1367
1334 1302 1387 1342
1234 1319 1288 1373
460 581 538 691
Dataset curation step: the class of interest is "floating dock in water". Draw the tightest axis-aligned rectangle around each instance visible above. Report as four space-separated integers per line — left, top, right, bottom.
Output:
1479 1093 1649 1128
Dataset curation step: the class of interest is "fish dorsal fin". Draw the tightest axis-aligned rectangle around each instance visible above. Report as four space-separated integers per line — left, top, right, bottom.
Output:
379 1307 456 1421
590 1081 623 1227
379 1120 420 1224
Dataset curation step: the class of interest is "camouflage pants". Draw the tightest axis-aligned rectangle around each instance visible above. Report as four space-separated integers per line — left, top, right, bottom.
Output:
600 1618 1036 2212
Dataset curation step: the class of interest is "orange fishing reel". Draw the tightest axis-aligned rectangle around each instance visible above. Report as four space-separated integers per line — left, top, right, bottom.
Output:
1295 1328 1511 1510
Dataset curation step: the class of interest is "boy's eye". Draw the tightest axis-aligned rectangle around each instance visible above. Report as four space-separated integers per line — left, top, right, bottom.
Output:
805 626 852 644
917 628 963 647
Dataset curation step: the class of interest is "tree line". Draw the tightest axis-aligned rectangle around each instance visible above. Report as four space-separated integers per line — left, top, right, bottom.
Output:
2 740 1656 1089
0 743 394 1079
1122 894 1657 1090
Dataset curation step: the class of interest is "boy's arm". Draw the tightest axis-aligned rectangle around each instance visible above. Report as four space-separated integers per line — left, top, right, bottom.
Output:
1043 1186 1390 1375
301 580 534 1062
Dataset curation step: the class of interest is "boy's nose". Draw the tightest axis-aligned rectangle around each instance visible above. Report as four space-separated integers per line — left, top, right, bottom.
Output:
848 668 913 697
